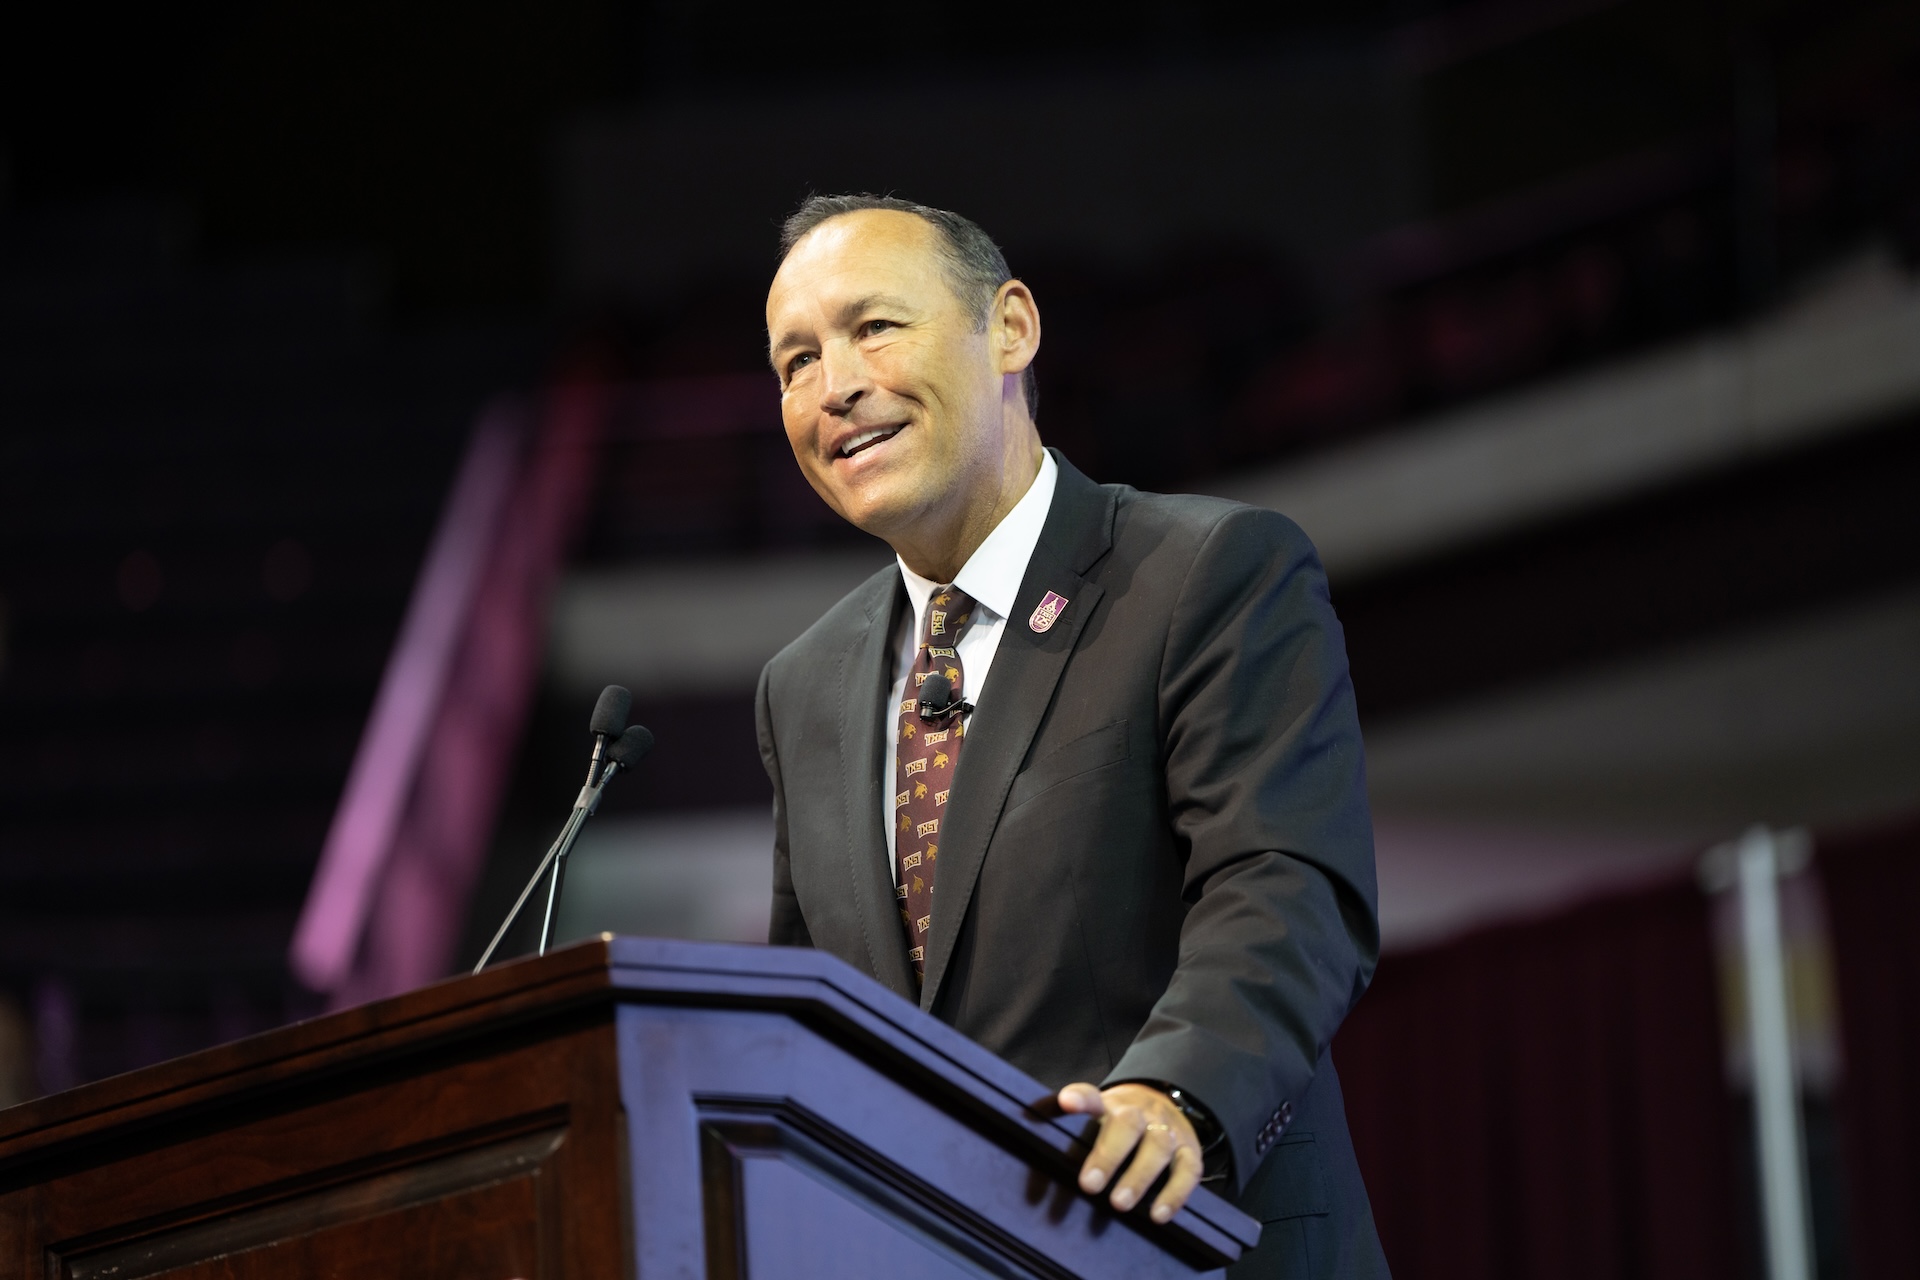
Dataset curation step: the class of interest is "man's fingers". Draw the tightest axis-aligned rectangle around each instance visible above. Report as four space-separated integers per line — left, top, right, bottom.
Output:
1077 1103 1146 1193
1068 1083 1205 1215
1148 1143 1205 1223
1106 1121 1182 1212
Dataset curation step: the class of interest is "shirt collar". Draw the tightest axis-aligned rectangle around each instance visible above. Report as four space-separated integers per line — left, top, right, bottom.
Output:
896 449 1059 621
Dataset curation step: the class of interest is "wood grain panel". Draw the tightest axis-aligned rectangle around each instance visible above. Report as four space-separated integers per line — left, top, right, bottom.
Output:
60 1128 563 1280
4 1016 627 1280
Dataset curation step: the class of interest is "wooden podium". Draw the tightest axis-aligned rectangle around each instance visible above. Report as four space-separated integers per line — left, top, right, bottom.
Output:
0 937 1257 1278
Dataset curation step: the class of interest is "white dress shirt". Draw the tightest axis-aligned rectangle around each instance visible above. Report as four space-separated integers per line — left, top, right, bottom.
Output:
882 450 1059 871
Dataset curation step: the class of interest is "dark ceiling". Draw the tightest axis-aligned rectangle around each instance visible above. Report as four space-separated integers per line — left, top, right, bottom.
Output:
9 0 1911 318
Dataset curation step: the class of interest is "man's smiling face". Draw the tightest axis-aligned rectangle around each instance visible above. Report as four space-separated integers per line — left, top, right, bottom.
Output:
767 210 1018 552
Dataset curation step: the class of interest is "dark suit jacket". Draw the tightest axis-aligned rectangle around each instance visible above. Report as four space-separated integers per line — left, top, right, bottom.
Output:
756 451 1388 1277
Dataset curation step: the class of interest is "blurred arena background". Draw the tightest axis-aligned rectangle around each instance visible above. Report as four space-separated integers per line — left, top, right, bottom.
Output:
3 1 1918 1275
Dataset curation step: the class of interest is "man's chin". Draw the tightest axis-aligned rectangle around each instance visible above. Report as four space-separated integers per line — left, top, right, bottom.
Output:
831 487 928 545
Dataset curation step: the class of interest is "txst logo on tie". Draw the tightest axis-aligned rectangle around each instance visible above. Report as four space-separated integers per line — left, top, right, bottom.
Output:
1029 591 1069 633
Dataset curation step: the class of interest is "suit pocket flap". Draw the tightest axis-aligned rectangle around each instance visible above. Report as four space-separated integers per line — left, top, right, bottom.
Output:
1005 719 1129 813
1255 1135 1330 1221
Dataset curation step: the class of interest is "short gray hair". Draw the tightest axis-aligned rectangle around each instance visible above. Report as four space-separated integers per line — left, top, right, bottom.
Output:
779 194 1038 418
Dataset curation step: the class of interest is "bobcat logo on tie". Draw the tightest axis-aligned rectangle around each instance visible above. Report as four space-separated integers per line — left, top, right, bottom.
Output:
895 583 976 983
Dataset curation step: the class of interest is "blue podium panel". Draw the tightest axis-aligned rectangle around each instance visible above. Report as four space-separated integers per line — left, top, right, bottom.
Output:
616 994 1241 1279
734 1147 996 1280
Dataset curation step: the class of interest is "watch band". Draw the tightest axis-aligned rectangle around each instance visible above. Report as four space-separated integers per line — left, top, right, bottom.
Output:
1161 1084 1226 1152
1107 1078 1235 1184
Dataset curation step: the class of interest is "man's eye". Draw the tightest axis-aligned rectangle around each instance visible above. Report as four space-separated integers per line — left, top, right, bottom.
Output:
860 319 895 337
786 353 816 378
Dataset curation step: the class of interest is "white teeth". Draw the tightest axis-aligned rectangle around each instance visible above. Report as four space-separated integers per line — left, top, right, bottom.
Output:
839 426 900 458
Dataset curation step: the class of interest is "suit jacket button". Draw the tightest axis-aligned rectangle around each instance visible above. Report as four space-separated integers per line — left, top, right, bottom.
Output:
1280 1101 1293 1123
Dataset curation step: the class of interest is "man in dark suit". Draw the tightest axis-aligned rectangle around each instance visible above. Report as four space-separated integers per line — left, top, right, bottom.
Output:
758 195 1387 1276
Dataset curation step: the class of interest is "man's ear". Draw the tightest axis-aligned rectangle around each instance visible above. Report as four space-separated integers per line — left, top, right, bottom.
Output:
992 279 1041 376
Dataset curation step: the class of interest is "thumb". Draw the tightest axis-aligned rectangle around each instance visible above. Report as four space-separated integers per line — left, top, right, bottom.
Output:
1057 1082 1106 1115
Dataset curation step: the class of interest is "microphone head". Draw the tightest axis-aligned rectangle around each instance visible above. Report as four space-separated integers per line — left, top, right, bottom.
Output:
590 685 633 738
609 723 654 769
917 672 955 718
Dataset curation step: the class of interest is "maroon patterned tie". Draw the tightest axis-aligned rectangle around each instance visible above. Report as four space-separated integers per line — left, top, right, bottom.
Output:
894 585 976 983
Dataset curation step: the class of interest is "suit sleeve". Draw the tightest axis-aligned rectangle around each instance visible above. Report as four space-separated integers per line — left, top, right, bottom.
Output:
1105 505 1379 1186
756 660 813 948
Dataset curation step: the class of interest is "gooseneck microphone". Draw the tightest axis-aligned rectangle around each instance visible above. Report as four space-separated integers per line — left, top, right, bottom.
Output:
473 686 652 974
589 682 632 742
608 722 655 771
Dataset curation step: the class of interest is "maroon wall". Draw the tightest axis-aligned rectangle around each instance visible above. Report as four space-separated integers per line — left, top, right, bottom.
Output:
1336 877 1742 1279
1818 818 1920 1280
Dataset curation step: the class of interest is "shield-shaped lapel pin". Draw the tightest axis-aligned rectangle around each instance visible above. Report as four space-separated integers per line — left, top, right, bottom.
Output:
1028 591 1069 633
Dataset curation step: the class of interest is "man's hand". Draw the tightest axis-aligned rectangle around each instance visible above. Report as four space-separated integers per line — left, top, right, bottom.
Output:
1057 1082 1204 1224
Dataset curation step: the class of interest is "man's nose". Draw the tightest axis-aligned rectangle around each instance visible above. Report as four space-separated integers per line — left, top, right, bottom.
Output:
819 339 872 414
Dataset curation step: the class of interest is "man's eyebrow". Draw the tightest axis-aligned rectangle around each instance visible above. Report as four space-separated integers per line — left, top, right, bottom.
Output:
769 326 810 361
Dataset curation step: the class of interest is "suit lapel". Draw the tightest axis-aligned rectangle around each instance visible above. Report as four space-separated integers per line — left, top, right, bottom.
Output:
836 572 918 1002
921 455 1116 1011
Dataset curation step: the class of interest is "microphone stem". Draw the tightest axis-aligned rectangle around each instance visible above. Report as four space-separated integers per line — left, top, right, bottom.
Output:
473 807 577 974
473 765 617 974
535 809 580 956
537 762 624 955
472 725 643 975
